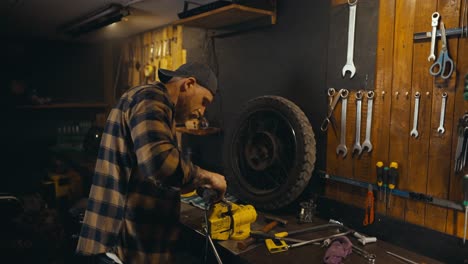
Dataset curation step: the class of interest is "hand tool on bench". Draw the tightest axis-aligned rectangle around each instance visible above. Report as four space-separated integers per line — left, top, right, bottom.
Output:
353 232 377 245
237 214 288 250
336 89 350 157
363 184 374 226
388 162 399 208
376 161 384 201
360 91 374 154
463 174 468 244
259 222 350 251
428 12 440 61
429 22 454 79
353 90 363 155
352 244 376 263
342 0 358 78
266 230 353 253
386 251 418 264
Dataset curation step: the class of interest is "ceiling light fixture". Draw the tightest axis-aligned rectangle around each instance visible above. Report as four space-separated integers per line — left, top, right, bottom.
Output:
58 3 130 37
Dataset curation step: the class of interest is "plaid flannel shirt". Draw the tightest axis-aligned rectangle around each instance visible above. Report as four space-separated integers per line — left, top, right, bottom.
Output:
76 83 198 263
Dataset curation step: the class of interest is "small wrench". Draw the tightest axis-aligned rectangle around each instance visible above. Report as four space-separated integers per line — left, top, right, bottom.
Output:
336 89 350 157
428 12 440 61
360 91 374 154
410 92 421 138
353 91 363 154
342 0 358 78
321 88 341 132
352 245 376 263
437 92 447 134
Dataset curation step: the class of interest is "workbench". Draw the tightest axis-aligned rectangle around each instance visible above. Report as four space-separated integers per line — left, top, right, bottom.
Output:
179 202 443 264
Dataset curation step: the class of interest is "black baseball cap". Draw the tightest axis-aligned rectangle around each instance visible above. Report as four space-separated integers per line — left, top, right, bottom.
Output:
158 62 218 95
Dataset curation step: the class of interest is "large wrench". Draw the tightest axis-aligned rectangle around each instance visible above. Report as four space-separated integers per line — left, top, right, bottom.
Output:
437 92 447 134
360 91 374 154
342 0 358 78
353 91 363 154
428 12 440 61
410 92 421 138
336 90 349 157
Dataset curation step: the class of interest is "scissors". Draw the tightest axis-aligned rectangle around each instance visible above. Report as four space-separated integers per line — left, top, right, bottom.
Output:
429 21 454 79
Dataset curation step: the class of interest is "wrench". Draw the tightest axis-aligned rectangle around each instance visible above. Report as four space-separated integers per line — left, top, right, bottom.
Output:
353 91 363 154
321 88 339 131
428 12 440 61
342 0 358 78
386 251 418 264
352 245 376 263
360 91 374 154
437 92 447 134
336 89 350 157
410 92 421 138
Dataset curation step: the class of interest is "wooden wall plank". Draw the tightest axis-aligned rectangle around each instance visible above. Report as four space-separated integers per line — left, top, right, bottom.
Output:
372 0 396 215
425 0 461 233
387 0 417 220
405 0 437 227
446 35 468 237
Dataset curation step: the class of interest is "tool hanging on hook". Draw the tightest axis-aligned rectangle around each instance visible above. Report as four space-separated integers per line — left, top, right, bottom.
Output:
342 0 358 78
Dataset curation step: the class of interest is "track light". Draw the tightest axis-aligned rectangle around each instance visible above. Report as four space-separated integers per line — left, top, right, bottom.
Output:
58 3 130 37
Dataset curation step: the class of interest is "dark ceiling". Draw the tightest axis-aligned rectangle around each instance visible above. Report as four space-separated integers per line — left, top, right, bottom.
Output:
0 0 215 42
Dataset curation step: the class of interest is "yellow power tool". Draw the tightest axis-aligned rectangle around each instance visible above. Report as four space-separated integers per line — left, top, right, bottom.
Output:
208 201 257 241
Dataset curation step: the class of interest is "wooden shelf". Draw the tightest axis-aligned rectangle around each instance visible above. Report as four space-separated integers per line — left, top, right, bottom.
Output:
173 3 276 29
176 127 221 135
16 103 108 110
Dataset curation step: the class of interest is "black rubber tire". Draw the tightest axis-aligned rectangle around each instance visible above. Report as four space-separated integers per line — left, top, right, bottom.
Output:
224 96 316 210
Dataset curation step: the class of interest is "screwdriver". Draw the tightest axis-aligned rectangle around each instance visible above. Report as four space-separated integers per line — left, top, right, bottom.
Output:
376 161 384 201
363 184 375 226
463 174 468 244
383 166 389 206
388 162 399 208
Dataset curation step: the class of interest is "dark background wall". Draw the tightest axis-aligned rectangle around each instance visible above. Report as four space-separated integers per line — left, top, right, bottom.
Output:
0 39 111 193
0 39 107 103
183 0 330 174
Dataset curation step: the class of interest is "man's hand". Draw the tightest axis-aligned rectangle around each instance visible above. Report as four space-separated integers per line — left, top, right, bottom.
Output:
196 167 227 202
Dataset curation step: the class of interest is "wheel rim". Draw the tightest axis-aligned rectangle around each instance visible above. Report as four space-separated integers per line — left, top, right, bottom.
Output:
232 108 297 195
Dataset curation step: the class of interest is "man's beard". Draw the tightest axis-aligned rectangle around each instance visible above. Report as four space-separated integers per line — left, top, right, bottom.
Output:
175 98 196 123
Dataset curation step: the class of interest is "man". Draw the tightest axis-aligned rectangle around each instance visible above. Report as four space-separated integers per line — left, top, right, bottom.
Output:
76 62 227 263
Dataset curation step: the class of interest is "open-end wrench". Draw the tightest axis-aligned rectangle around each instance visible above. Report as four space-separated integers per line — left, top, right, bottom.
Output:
342 0 358 78
428 12 440 61
353 91 363 154
360 91 374 154
410 92 421 138
336 89 350 157
386 251 418 264
321 88 341 132
352 245 376 263
437 92 447 134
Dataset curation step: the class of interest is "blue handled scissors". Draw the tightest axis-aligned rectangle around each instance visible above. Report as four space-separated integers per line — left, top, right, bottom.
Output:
429 22 454 79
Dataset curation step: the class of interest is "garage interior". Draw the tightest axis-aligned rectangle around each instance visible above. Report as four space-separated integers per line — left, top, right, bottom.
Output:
1 0 468 263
